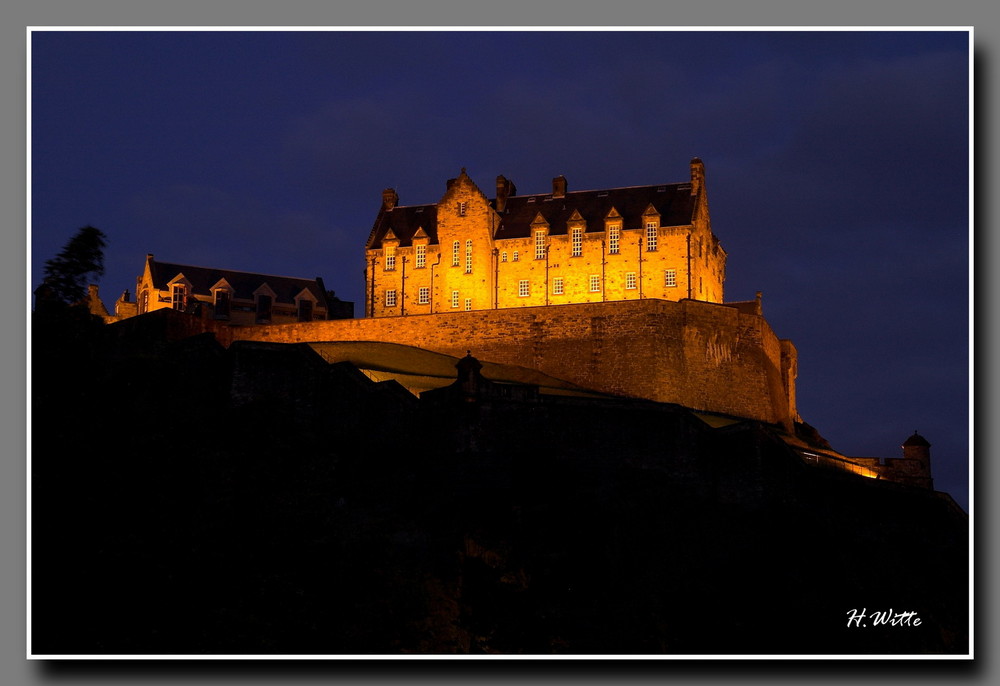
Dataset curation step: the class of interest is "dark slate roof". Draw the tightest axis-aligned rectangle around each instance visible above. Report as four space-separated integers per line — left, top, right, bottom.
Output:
149 259 328 306
366 182 695 249
495 183 695 240
367 204 438 249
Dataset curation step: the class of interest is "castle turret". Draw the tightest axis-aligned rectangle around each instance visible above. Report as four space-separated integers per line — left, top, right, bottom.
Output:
903 431 932 473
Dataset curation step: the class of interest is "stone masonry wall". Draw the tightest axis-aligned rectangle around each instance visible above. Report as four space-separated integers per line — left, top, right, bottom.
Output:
218 298 796 427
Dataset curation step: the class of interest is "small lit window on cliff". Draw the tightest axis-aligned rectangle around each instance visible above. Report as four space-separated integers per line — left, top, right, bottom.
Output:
214 290 230 319
256 294 273 323
171 284 187 311
646 222 658 251
459 201 467 216
452 241 460 267
415 244 426 268
535 230 546 259
513 251 519 261
297 299 313 322
451 290 459 308
571 227 583 257
384 246 396 271
465 240 473 274
664 269 677 288
465 298 472 311
418 287 430 305
589 275 601 292
501 252 508 262
519 280 530 297
385 289 397 307
552 277 564 295
608 225 620 254
626 272 637 290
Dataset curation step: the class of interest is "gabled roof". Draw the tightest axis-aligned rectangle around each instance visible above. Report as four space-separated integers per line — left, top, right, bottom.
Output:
366 179 696 249
494 183 695 239
367 204 438 250
148 258 328 306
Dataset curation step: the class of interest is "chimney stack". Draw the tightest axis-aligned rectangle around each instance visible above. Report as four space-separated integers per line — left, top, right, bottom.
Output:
382 188 399 211
552 175 567 198
496 175 517 213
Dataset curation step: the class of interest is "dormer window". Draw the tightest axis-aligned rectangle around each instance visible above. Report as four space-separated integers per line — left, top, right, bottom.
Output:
571 227 583 257
213 289 231 319
297 298 313 322
415 244 426 268
608 225 621 254
535 230 546 260
645 221 659 251
256 294 273 323
384 245 396 271
171 284 187 311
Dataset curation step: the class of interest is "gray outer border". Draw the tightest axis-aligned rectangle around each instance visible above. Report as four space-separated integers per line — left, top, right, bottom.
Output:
6 0 992 683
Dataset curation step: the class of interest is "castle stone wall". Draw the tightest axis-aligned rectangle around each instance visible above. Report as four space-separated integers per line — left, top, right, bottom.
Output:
219 298 797 427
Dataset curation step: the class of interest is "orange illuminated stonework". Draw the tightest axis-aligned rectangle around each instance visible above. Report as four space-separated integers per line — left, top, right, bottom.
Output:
364 159 725 318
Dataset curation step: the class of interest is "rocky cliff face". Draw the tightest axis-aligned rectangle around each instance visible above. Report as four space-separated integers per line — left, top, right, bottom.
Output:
30 314 968 655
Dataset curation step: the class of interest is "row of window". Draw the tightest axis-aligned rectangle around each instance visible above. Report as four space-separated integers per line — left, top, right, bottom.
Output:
381 269 678 308
387 221 663 273
168 284 314 322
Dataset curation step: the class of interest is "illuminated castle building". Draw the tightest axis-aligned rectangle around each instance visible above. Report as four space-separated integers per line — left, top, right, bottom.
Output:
364 158 723 317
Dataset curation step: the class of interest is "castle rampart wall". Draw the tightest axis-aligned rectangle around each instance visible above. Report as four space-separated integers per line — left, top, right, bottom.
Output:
218 298 796 427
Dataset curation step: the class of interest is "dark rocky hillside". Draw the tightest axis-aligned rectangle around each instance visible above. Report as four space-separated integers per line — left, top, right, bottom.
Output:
30 309 968 655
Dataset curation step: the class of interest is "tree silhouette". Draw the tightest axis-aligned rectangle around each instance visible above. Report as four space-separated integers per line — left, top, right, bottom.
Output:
40 225 108 306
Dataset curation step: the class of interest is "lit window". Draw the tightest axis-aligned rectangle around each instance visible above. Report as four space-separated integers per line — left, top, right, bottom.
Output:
518 280 530 297
571 227 583 257
513 251 519 262
589 275 601 292
501 252 508 262
452 241 460 267
625 272 637 290
140 290 149 313
415 244 426 268
451 290 459 308
608 225 620 254
459 201 467 216
385 246 396 271
256 294 272 322
418 287 430 305
297 298 313 322
646 222 658 251
465 239 473 274
552 277 564 295
665 269 677 287
385 289 397 307
214 289 230 319
464 298 472 311
535 230 546 259
171 284 187 311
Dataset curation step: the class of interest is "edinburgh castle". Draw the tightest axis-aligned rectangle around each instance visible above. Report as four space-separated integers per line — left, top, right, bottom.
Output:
32 159 967 655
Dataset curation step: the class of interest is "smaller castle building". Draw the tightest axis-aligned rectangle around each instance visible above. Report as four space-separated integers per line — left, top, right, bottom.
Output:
118 254 352 325
364 159 725 317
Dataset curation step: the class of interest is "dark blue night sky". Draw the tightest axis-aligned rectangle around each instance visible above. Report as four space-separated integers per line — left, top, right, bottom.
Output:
29 29 970 509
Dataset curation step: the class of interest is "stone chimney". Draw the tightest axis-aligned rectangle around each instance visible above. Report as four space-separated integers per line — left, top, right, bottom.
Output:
382 188 399 211
690 157 705 196
552 175 567 198
496 175 517 213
